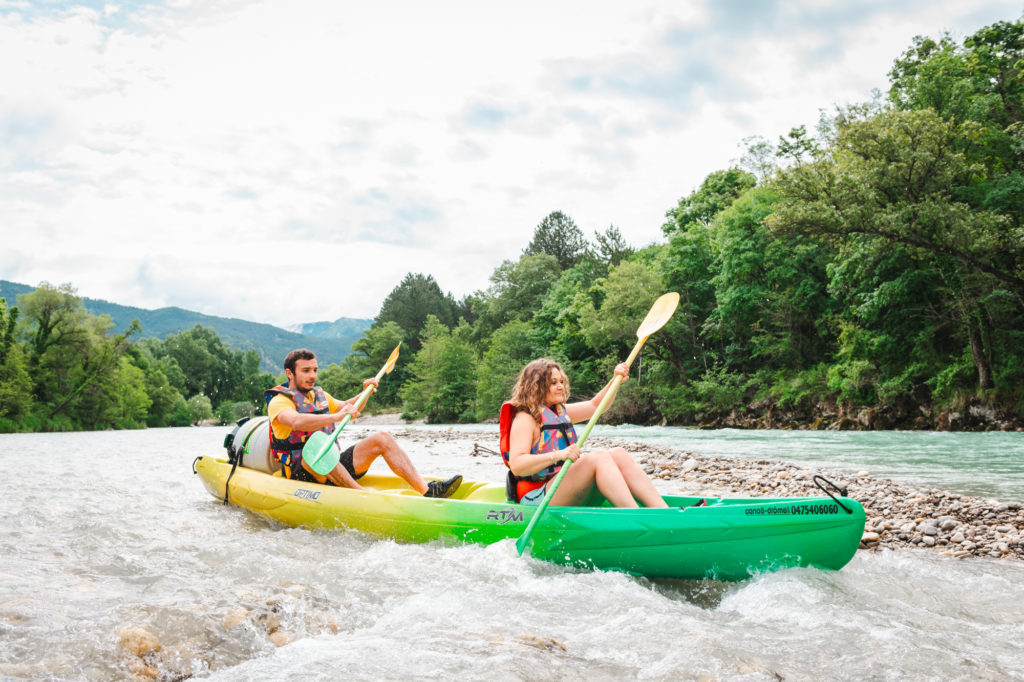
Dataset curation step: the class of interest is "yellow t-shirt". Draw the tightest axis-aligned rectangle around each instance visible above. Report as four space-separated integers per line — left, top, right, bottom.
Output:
267 389 344 440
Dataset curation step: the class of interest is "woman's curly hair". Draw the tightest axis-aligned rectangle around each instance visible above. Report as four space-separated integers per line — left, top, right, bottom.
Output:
509 358 570 422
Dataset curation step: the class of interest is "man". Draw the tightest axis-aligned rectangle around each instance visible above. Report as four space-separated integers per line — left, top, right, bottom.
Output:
264 348 462 498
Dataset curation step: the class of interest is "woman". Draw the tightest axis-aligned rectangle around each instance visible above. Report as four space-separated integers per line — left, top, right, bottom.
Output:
499 358 669 508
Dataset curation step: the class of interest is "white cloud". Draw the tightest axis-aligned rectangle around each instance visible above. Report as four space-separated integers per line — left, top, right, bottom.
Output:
0 0 1020 327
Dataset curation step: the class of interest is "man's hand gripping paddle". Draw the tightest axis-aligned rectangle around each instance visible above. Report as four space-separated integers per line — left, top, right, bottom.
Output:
302 344 401 476
515 292 680 556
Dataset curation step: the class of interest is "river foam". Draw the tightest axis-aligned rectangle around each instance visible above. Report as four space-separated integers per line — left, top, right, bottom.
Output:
1 426 1022 680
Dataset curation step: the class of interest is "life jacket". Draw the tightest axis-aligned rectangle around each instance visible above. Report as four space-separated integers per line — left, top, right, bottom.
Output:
498 401 578 503
263 384 335 469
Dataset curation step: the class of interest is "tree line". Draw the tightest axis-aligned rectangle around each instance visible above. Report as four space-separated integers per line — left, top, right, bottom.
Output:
326 19 1024 429
1 18 1020 433
0 283 276 431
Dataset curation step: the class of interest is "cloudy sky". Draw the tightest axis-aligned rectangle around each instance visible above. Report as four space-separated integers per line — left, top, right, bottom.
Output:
1 1 1020 329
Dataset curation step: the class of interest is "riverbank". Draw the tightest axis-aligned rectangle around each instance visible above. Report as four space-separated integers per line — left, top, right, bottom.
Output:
688 396 1024 432
387 427 1024 563
358 400 1024 431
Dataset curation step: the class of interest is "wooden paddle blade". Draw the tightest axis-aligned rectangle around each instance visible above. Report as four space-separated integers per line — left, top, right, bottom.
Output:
636 292 680 340
382 343 401 374
302 430 340 476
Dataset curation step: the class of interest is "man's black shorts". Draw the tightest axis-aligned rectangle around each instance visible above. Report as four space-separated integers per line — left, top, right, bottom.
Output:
286 444 364 484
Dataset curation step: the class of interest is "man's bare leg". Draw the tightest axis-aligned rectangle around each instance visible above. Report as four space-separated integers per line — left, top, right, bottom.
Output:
351 431 429 493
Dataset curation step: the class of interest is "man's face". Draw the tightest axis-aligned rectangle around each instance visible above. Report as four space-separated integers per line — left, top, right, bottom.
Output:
288 358 319 391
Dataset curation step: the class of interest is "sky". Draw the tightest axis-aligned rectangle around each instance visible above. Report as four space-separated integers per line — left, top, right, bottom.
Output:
1 0 1021 330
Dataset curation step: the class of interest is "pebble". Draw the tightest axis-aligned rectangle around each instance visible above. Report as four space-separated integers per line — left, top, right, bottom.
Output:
221 607 250 630
269 630 295 647
515 634 567 652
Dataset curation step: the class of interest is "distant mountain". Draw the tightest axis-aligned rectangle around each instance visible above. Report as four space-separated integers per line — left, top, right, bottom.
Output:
286 318 374 340
0 280 372 374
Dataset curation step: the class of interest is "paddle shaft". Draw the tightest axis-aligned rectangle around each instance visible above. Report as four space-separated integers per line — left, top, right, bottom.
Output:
317 362 389 455
514 336 648 555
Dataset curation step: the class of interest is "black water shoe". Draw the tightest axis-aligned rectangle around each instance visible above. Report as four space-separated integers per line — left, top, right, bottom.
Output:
425 475 462 498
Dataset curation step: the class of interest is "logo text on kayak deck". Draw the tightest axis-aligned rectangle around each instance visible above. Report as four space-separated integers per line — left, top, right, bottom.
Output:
294 488 321 501
486 509 524 524
744 503 839 516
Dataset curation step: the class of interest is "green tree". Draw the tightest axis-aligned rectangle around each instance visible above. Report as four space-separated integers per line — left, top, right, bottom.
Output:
474 319 538 420
888 34 974 120
738 135 778 183
18 283 89 376
142 366 183 427
706 187 833 372
161 325 234 403
659 225 716 380
186 394 214 425
400 317 477 422
770 108 1023 395
432 323 478 422
155 325 267 411
579 261 665 352
317 362 360 404
340 321 406 406
227 348 269 409
111 357 152 428
217 400 259 425
0 299 18 365
661 168 756 236
17 284 143 429
529 258 609 393
471 253 561 341
0 299 32 428
375 273 459 351
889 20 1024 223
46 318 142 425
167 395 193 427
593 225 634 269
523 210 591 269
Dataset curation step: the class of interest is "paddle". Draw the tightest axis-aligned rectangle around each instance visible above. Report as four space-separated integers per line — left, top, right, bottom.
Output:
302 344 401 476
515 292 680 556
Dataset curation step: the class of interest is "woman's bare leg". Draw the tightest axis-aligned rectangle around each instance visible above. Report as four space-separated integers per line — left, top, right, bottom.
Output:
608 447 669 508
548 451 638 508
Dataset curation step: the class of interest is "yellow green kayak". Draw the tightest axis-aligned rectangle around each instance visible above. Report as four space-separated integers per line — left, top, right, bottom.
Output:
194 455 865 581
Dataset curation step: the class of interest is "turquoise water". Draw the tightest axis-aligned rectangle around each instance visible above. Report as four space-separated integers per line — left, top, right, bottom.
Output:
603 426 1024 502
408 424 1024 503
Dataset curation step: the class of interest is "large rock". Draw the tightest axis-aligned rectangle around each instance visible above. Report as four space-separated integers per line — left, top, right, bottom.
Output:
117 627 161 658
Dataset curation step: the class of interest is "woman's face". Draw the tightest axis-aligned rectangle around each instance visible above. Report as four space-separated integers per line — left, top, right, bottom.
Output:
543 368 567 406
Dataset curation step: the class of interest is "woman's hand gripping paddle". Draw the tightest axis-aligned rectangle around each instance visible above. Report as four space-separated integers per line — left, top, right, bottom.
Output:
515 292 680 556
302 344 401 476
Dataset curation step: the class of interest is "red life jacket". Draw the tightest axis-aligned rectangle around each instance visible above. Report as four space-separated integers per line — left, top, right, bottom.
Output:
263 384 335 468
498 401 578 502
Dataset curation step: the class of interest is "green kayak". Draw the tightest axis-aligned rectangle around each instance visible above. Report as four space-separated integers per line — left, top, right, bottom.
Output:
194 455 866 581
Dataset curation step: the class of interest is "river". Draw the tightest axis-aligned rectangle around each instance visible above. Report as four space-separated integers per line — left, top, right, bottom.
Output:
2 426 1023 680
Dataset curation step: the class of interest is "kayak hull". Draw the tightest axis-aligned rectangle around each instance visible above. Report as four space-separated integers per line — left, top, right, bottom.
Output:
194 456 865 581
